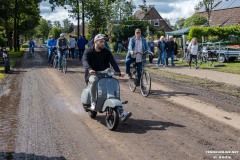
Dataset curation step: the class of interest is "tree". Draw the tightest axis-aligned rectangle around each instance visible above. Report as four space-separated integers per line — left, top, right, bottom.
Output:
62 18 74 33
203 0 214 25
49 27 62 40
53 21 61 29
35 18 52 42
183 14 207 28
175 18 186 29
164 18 172 28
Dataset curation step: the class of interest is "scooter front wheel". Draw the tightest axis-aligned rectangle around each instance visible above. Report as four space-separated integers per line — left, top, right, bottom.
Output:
88 111 97 118
105 107 119 131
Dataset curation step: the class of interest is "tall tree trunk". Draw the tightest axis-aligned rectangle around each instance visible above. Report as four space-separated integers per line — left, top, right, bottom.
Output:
82 0 85 37
17 17 20 51
13 0 18 51
77 0 80 37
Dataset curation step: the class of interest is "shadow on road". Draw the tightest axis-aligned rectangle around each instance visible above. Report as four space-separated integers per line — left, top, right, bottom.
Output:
94 115 185 134
0 152 66 160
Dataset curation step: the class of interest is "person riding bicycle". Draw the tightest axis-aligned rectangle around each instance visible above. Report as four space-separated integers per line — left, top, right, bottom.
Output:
82 34 132 121
28 39 35 54
125 28 153 85
46 35 57 65
57 33 69 70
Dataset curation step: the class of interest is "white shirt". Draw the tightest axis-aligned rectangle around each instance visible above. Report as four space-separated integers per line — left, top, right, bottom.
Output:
132 38 143 62
188 42 198 55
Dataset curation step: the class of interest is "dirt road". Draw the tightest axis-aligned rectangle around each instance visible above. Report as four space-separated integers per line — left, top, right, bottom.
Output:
0 48 239 160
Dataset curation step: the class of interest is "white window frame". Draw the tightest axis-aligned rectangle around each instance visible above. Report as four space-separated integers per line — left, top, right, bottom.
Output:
154 19 159 26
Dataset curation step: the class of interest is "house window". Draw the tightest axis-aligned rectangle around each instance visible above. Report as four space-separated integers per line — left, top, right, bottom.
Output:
154 19 159 26
148 20 152 24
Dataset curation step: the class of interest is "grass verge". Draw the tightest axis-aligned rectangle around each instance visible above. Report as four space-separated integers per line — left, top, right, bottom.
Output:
147 68 240 97
174 59 240 75
0 48 24 82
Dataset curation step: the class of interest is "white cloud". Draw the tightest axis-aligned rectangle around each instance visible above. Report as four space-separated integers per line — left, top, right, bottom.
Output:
40 1 78 25
40 0 201 25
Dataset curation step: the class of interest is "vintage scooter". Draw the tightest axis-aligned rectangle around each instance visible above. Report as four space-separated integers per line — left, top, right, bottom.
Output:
81 68 128 131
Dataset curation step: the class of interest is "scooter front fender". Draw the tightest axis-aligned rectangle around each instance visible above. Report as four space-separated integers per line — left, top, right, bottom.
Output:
102 99 122 112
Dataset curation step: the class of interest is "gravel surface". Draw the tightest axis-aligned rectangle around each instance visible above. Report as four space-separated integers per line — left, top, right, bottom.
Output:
0 48 239 160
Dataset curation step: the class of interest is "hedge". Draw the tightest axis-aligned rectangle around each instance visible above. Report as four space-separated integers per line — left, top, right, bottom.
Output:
188 26 240 42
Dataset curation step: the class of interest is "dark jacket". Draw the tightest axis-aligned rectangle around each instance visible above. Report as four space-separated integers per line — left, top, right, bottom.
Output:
82 47 121 82
166 40 175 52
157 41 167 52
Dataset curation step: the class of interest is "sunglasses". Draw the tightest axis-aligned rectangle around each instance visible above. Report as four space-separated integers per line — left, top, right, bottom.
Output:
136 32 141 34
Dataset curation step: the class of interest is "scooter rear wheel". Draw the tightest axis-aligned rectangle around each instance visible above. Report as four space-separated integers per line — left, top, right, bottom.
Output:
105 107 119 131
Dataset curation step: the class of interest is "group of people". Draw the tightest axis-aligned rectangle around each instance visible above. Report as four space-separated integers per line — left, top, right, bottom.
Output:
27 28 198 122
46 34 87 69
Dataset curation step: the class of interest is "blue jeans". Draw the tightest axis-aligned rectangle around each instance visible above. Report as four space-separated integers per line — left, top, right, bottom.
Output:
58 49 68 68
157 51 162 65
166 51 174 66
161 51 167 65
126 57 142 83
117 44 122 53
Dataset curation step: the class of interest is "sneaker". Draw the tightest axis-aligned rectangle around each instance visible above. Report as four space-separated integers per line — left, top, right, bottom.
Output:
90 102 96 110
120 111 132 122
195 66 199 69
189 66 191 69
127 73 132 79
58 68 61 70
155 64 159 67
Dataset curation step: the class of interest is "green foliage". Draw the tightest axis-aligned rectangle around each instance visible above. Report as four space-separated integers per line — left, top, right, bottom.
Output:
62 19 74 33
183 14 207 28
21 43 29 48
0 36 5 47
112 17 156 43
175 18 186 29
188 26 240 42
35 18 52 39
49 28 62 40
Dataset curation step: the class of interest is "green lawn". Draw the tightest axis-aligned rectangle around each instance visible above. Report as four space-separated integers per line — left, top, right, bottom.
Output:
0 48 25 82
175 59 240 75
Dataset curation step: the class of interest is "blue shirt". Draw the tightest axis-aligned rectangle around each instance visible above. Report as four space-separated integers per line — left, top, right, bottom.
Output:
148 42 154 53
29 41 35 48
161 42 165 52
46 39 57 51
77 37 86 49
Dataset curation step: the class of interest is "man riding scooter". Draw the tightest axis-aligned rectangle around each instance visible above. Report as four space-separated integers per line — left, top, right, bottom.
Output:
82 34 132 121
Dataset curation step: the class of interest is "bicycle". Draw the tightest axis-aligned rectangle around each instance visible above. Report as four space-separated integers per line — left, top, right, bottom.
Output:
128 52 151 97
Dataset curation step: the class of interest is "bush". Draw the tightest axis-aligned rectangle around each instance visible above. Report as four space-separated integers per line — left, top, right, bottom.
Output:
188 26 240 42
21 43 29 48
0 36 5 47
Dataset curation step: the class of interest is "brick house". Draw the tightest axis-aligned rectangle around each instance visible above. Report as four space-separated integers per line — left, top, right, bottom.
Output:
197 0 240 26
134 6 173 32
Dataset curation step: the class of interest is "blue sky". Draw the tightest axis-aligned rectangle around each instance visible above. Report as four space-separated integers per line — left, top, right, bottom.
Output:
40 0 200 25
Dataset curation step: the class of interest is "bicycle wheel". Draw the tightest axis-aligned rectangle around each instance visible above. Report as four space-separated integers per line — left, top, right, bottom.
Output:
128 67 137 92
140 70 151 97
63 58 67 74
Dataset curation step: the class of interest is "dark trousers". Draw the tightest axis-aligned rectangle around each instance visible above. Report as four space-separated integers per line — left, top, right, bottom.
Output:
69 48 75 59
78 48 85 60
149 55 154 63
126 57 142 83
189 54 197 67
